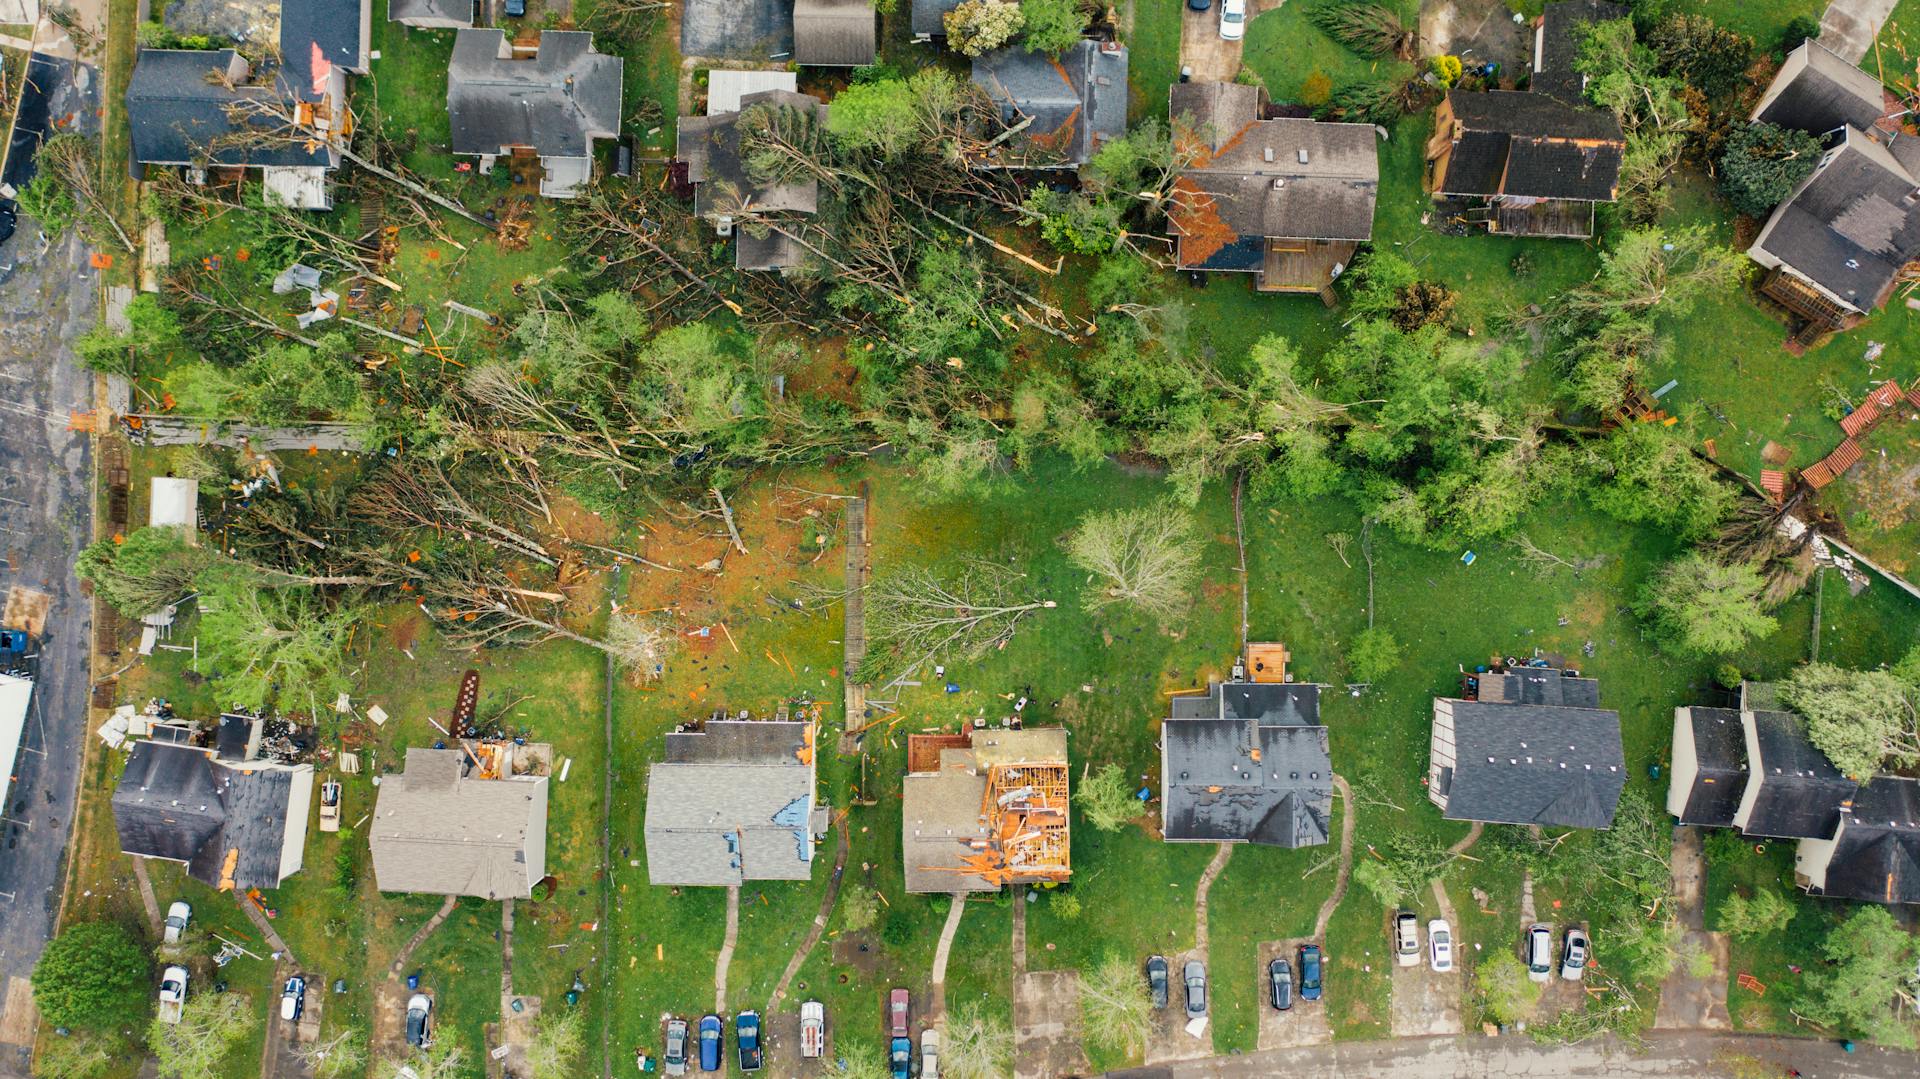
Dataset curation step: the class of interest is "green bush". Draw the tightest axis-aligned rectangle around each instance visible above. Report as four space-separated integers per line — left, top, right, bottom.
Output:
31 922 150 1032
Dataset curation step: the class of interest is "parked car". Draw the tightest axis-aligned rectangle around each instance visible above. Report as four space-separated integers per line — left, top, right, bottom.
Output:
697 1014 721 1072
319 779 342 832
504 0 526 15
1146 955 1169 1010
1561 927 1589 981
280 976 306 1023
1428 920 1454 973
1186 0 1210 10
736 1011 762 1071
799 1001 825 1059
1183 959 1207 1018
1219 0 1246 41
664 1018 690 1076
921 1028 940 1079
1393 911 1420 966
888 988 910 1037
0 198 15 248
1299 945 1323 1001
156 965 188 1025
405 993 434 1048
1525 923 1554 983
888 1035 912 1079
1268 958 1292 1011
162 900 191 945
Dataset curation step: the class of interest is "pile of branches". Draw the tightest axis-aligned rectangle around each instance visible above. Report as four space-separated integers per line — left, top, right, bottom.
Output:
1310 1 1419 60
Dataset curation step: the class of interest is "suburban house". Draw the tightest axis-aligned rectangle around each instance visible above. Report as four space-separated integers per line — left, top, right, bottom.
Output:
124 0 370 209
1530 0 1626 105
446 29 623 199
111 731 313 891
1427 660 1625 829
969 41 1128 170
1167 82 1379 299
1744 42 1920 337
794 0 877 66
1423 90 1623 239
369 747 550 899
903 726 1070 893
677 88 830 271
910 0 962 41
388 0 475 27
1161 643 1333 849
642 715 824 887
1668 683 1920 905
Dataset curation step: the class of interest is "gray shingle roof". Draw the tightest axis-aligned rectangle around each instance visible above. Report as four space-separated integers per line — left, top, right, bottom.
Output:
794 0 876 67
911 0 961 38
1477 666 1602 709
1753 39 1891 136
1818 775 1920 905
111 739 301 891
1168 82 1378 259
645 719 818 886
126 49 338 169
1749 128 1920 315
1162 680 1332 848
369 748 549 899
1438 91 1623 202
280 0 367 103
1531 0 1626 104
970 41 1128 169
447 30 623 160
1676 706 1746 828
1436 698 1625 829
1740 710 1857 839
677 88 827 269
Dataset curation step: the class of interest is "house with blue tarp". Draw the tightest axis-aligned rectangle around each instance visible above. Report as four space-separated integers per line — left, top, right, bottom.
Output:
643 714 824 886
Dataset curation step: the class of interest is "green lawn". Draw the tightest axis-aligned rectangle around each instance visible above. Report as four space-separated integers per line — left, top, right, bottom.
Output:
1670 0 1823 50
1126 0 1183 123
1243 0 1418 106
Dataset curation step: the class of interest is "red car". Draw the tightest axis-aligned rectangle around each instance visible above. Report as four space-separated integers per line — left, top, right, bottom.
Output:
888 988 910 1037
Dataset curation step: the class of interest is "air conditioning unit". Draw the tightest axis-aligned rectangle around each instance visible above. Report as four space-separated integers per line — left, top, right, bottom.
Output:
716 215 734 237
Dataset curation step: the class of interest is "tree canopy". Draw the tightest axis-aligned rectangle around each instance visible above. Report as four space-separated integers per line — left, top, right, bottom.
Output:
1779 658 1920 779
1801 906 1919 1048
31 922 150 1032
1636 553 1777 657
1719 122 1822 217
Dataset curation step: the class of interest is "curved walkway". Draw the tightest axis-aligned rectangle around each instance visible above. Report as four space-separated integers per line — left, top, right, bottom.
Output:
385 894 458 978
766 816 853 1013
1192 843 1235 957
1447 820 1483 857
1312 775 1356 942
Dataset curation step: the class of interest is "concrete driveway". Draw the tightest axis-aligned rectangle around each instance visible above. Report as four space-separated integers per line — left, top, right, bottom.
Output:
1013 969 1090 1079
1821 0 1900 63
1180 4 1243 84
1255 940 1330 1050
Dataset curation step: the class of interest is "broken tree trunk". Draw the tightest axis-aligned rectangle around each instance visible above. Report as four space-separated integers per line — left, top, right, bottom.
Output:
336 146 501 233
712 487 749 556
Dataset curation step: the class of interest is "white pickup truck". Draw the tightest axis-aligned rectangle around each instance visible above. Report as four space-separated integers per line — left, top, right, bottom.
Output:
156 965 188 1025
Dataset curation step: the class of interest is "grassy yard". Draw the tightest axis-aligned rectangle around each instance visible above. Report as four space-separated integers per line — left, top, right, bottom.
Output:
1669 0 1823 50
1125 0 1183 123
1244 0 1417 106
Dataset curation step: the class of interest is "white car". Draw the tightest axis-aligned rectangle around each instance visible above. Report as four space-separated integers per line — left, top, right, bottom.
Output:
1428 919 1453 972
1220 0 1246 41
1561 927 1589 981
1393 911 1420 966
162 901 191 944
1525 923 1554 983
921 1028 939 1079
156 965 188 1025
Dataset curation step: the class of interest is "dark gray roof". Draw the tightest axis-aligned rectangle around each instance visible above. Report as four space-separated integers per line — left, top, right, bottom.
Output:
280 0 366 103
970 41 1128 169
646 720 818 886
1750 128 1920 315
735 228 802 271
126 49 337 168
1163 682 1331 848
111 739 298 891
1532 0 1626 104
1677 706 1746 828
1742 710 1857 839
676 88 827 269
214 712 258 762
1819 775 1920 905
1438 91 1623 202
388 0 474 25
794 0 876 67
1437 699 1625 829
911 0 961 37
1168 82 1378 261
1753 40 1890 136
447 30 623 159
1477 666 1602 709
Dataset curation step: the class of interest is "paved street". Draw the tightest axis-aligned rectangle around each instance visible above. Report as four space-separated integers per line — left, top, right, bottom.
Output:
1108 1030 1916 1078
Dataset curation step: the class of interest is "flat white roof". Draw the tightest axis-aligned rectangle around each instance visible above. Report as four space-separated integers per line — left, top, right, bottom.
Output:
707 70 799 116
0 674 34 817
148 476 198 532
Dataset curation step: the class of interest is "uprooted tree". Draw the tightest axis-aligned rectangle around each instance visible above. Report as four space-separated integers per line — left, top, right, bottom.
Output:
1062 502 1205 620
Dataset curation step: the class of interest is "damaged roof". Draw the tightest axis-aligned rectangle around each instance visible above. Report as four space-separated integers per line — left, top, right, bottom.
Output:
126 49 338 169
970 40 1128 169
1817 775 1920 905
1437 90 1623 202
111 739 302 891
645 719 819 886
1749 127 1920 316
447 29 623 160
369 748 549 899
1531 0 1626 104
1739 710 1859 839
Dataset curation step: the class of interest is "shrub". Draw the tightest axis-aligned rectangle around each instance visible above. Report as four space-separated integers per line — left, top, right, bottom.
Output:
31 922 149 1032
1347 627 1401 684
1075 763 1141 831
945 0 1024 57
1474 950 1541 1025
1018 0 1084 56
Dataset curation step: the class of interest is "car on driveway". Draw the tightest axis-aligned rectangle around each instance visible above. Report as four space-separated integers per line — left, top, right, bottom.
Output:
1561 927 1589 981
1526 923 1554 983
1183 960 1207 1018
280 976 305 1023
1146 955 1169 1009
799 1002 824 1059
0 198 16 249
889 988 910 1036
405 993 433 1048
1394 911 1420 966
697 1015 721 1072
1219 0 1246 41
736 1010 762 1071
1428 920 1454 973
664 1018 689 1076
1187 0 1210 9
163 901 191 944
921 1028 940 1079
888 1034 912 1079
1299 945 1323 1001
1268 958 1292 1011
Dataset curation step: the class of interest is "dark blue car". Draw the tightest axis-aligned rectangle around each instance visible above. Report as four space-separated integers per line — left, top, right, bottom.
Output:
698 1014 722 1072
889 1035 912 1079
1299 945 1323 1001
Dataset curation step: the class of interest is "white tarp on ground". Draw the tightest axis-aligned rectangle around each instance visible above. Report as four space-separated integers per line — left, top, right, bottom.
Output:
0 674 34 814
262 166 334 210
148 476 198 533
0 0 37 25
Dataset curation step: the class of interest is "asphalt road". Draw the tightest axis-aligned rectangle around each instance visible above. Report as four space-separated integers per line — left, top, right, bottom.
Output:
1105 1030 1917 1078
0 65 102 1079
